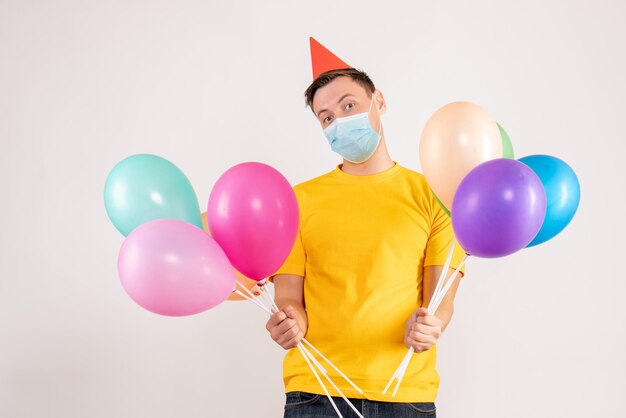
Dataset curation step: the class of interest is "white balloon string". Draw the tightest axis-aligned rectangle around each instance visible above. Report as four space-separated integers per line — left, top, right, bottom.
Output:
297 344 344 418
299 344 363 418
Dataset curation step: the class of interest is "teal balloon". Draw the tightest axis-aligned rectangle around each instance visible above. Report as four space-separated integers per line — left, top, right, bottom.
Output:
104 154 202 236
518 155 580 247
497 123 514 159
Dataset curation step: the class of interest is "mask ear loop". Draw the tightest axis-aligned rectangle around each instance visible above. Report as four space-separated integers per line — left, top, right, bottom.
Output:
370 93 383 137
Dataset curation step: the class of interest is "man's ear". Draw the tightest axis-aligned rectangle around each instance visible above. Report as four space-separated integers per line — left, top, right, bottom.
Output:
374 89 387 115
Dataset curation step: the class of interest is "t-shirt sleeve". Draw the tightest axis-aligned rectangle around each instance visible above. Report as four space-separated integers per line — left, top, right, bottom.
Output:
424 194 467 274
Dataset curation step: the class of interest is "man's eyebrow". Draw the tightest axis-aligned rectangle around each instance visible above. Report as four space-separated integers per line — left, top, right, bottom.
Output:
316 94 356 118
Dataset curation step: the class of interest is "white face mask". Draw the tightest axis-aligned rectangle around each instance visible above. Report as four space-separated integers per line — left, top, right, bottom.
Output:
323 95 382 163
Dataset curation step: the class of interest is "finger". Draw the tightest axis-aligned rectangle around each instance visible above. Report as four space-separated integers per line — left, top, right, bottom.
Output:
274 317 296 335
283 306 298 320
407 308 422 327
409 330 437 345
413 323 442 338
412 321 435 333
412 343 432 353
405 335 432 352
416 307 429 318
266 311 287 329
417 315 443 327
271 320 296 342
276 323 300 346
409 329 438 344
282 330 304 350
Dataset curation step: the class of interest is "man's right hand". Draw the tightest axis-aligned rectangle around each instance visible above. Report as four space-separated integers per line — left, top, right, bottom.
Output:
265 305 304 350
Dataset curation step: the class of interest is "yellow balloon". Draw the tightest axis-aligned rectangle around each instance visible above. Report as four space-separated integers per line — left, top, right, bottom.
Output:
201 212 261 301
419 102 503 210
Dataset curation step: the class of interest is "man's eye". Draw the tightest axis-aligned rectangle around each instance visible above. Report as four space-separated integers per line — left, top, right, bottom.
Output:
345 103 355 110
324 115 333 123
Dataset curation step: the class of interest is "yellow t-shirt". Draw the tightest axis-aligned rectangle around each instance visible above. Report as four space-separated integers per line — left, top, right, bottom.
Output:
271 162 466 403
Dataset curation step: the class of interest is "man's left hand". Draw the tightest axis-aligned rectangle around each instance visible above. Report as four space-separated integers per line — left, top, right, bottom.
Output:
404 307 443 353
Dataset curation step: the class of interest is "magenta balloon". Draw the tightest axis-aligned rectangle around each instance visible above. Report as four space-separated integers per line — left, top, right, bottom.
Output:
118 219 235 316
451 159 547 258
207 162 299 280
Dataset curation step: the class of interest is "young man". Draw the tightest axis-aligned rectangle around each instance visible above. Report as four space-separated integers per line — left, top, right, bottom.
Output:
266 39 465 418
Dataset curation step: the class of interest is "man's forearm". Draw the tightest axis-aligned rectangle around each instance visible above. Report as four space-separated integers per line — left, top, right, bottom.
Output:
434 304 454 332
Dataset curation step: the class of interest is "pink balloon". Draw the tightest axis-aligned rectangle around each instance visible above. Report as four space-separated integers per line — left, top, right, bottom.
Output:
118 219 235 316
207 162 299 281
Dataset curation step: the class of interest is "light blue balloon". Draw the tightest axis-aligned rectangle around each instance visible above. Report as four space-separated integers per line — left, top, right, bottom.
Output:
104 154 202 236
518 155 580 248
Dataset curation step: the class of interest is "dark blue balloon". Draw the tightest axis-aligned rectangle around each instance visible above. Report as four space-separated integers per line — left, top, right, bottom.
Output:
518 155 580 247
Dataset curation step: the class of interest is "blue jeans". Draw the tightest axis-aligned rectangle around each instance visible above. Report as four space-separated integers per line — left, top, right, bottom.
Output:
283 391 436 418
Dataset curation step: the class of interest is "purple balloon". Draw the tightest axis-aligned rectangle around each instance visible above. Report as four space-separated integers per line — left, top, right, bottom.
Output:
451 159 546 258
207 162 299 281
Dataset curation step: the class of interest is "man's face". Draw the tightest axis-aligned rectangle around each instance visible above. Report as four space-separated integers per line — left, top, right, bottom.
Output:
311 76 384 132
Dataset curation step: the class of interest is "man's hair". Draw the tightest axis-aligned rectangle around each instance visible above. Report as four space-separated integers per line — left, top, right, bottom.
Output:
304 68 376 111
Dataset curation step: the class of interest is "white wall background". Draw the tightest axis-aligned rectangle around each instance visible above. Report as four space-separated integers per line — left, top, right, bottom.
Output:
1 0 625 417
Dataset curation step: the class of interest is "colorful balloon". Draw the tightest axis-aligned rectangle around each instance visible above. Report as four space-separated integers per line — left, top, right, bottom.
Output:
104 154 202 236
518 155 580 247
420 102 503 210
201 211 261 300
452 159 547 258
118 219 235 316
207 162 299 281
498 122 515 159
